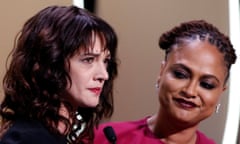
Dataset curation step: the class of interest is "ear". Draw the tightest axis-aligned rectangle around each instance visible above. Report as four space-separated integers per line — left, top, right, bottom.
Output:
222 85 227 92
159 61 166 76
156 61 166 84
216 85 227 104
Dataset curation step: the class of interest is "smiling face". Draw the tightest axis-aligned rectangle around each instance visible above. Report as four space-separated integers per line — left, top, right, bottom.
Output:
65 35 110 109
157 39 227 125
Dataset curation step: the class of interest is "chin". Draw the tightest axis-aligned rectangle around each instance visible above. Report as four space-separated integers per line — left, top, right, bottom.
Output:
85 100 99 108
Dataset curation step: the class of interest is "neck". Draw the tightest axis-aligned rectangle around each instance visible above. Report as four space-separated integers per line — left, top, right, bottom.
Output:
147 113 198 144
58 104 72 134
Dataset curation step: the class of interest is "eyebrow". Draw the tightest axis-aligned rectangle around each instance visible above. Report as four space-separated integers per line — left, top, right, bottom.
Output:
81 51 111 58
172 63 191 75
81 53 99 56
172 63 220 83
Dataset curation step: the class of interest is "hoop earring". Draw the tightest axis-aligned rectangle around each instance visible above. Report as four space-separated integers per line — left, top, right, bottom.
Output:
215 104 221 114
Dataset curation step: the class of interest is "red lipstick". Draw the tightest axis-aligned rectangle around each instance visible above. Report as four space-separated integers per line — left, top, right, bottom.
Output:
89 87 102 95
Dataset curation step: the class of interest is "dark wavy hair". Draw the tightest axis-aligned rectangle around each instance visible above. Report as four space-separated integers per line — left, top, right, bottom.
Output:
159 20 237 83
0 5 118 144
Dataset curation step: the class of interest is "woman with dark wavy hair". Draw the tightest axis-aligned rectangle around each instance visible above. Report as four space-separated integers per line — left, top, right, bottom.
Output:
94 20 237 144
0 5 118 144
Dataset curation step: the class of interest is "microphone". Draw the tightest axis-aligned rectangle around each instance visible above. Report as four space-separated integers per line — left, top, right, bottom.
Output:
103 126 117 144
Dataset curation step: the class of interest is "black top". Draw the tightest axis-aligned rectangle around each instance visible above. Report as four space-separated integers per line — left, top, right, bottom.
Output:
0 119 67 144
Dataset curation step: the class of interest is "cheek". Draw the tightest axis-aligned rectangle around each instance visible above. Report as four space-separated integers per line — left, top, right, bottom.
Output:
70 73 86 89
158 75 180 102
67 69 88 94
201 91 221 106
159 74 185 93
69 66 87 84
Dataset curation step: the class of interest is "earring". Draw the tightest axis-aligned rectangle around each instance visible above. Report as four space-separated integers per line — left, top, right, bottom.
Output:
215 104 221 113
155 83 159 91
155 83 159 89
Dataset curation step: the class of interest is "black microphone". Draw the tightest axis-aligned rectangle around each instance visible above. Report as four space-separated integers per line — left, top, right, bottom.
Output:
103 126 117 144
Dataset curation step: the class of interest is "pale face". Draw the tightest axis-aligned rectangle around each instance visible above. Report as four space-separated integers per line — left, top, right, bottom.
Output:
157 40 227 125
65 35 110 109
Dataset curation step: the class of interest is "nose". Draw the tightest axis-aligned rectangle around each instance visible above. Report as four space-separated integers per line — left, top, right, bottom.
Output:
181 80 198 98
94 62 109 83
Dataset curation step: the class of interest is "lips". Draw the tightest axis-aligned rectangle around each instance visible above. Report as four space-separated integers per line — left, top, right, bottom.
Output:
88 87 102 95
173 98 198 109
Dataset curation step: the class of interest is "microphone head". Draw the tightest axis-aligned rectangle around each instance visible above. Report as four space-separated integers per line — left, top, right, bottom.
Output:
103 126 117 143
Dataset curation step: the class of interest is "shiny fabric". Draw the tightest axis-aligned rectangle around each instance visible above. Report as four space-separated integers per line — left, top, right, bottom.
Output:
94 117 216 144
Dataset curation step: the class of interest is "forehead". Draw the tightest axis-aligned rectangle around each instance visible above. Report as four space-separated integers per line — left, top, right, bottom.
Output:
167 40 226 81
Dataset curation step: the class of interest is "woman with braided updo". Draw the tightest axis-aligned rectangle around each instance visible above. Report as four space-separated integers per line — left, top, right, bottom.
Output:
94 20 237 144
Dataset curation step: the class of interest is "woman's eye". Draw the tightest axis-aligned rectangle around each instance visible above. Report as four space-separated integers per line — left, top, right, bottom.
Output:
200 82 215 90
82 57 94 63
173 70 188 79
104 58 111 66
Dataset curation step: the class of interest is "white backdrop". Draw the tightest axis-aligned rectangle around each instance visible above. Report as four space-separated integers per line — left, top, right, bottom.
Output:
222 0 240 143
